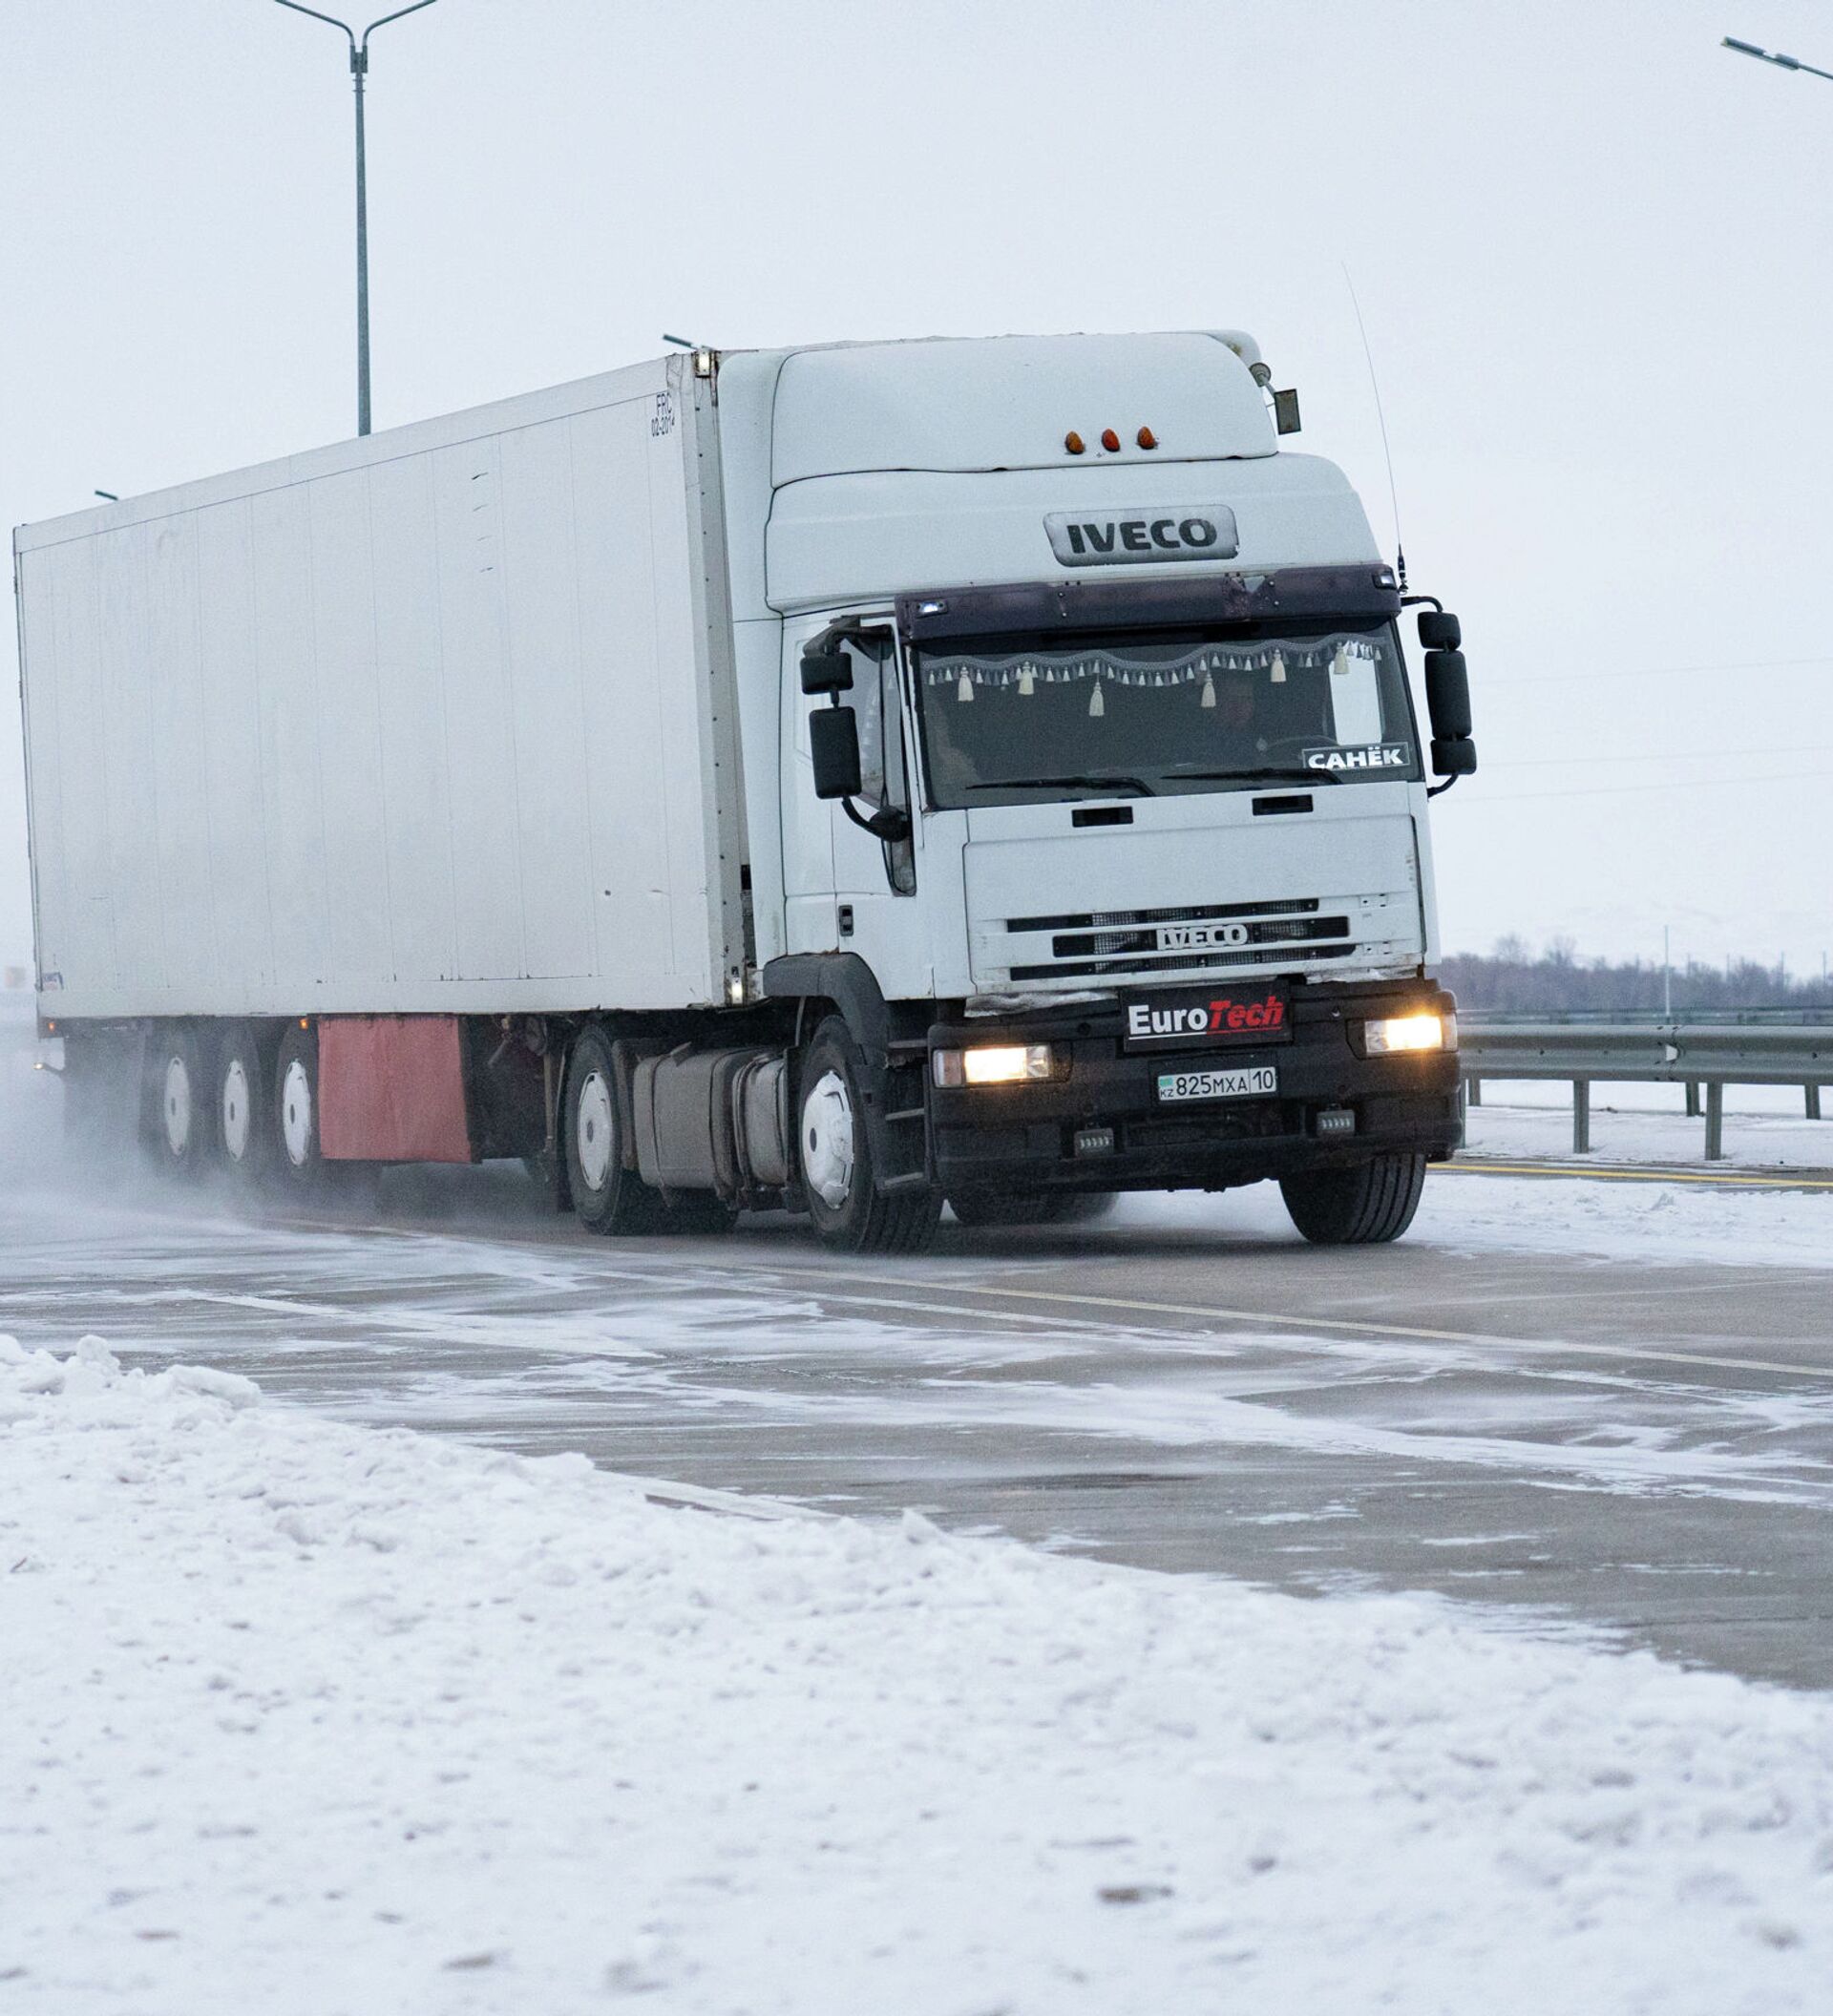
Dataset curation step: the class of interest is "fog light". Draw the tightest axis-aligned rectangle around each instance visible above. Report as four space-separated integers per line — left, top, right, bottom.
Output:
1363 1011 1450 1056
933 1044 1060 1087
1316 1106 1357 1137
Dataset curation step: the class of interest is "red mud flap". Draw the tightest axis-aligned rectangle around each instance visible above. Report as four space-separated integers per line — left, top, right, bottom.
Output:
318 1016 474 1164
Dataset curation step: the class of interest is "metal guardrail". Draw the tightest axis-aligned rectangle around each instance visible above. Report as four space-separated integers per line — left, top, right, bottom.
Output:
1460 1022 1833 1160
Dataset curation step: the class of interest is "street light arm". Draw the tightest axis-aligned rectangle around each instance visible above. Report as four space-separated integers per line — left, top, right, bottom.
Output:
1721 34 1833 84
361 0 439 53
272 0 357 56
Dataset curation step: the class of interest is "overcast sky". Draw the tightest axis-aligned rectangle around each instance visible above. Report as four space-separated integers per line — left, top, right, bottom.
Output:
6 0 1831 981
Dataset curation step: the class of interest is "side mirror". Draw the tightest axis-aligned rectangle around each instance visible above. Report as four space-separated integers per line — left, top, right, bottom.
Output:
1417 610 1461 650
1423 649 1471 742
800 649 853 696
1430 737 1478 777
810 706 862 800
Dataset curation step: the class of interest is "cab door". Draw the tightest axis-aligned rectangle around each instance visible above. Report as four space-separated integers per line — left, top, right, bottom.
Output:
780 620 925 994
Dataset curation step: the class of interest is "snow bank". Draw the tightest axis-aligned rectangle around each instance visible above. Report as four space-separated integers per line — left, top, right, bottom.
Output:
4 1337 1831 2015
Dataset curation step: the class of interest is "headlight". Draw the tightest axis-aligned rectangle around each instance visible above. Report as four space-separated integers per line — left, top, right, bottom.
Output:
1363 1011 1455 1056
932 1044 1061 1087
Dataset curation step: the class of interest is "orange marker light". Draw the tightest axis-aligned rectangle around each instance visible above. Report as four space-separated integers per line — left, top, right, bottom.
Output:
1137 426 1159 450
1101 428 1121 452
1064 430 1085 454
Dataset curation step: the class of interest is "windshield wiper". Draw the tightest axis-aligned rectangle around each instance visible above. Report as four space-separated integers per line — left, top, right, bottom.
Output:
966 772 1156 797
1163 765 1341 787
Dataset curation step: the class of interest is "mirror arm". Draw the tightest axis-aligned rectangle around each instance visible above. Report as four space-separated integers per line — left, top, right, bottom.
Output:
841 799 911 842
1425 773 1462 799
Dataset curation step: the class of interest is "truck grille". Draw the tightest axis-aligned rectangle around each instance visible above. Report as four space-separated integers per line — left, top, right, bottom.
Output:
986 893 1384 985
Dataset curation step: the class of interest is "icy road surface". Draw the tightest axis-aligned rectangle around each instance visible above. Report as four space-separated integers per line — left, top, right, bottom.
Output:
1 1111 1829 1690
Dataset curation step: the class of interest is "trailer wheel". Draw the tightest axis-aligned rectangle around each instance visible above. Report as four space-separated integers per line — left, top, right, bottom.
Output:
273 1022 324 1188
1279 1153 1426 1245
797 1017 939 1254
146 1027 210 1175
216 1023 274 1185
562 1025 666 1235
949 1188 1117 1228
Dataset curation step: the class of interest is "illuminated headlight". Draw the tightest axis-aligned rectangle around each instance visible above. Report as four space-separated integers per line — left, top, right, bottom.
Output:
1362 1011 1456 1056
932 1044 1061 1088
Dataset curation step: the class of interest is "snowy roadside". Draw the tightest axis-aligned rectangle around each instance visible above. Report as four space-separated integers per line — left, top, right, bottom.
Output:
1464 1082 1833 1171
5 1339 1832 2015
1115 1161 1833 1271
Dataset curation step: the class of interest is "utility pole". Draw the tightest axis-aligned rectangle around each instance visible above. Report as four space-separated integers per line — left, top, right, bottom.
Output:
273 1 441 436
1662 924 1672 1018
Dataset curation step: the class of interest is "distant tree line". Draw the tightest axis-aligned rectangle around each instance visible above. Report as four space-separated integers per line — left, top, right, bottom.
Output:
1442 936 1833 1015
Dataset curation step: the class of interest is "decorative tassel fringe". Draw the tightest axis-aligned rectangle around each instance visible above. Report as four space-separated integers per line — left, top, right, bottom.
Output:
1270 651 1287 684
958 671 974 703
1088 682 1106 718
1200 672 1215 708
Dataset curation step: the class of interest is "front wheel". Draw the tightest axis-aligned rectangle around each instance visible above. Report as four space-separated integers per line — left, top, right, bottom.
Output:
798 1018 939 1255
1279 1153 1426 1246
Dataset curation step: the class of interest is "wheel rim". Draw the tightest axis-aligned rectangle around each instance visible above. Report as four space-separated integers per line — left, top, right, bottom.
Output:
575 1069 616 1191
801 1067 856 1210
162 1055 193 1158
281 1058 313 1167
221 1058 250 1162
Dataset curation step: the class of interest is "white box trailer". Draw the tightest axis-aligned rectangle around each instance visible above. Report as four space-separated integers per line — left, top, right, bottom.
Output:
15 353 745 1022
16 332 1476 1250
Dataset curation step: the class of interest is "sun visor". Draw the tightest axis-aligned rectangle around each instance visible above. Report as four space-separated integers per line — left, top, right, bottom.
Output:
764 456 1380 615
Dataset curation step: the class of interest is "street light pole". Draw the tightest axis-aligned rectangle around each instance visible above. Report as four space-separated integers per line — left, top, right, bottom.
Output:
274 0 441 436
1722 34 1833 84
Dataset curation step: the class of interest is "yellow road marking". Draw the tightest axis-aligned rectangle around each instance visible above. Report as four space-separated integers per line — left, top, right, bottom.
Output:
1446 1159 1833 1192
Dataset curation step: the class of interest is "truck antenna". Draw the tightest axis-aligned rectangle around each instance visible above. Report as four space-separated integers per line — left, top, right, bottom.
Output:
1342 264 1405 592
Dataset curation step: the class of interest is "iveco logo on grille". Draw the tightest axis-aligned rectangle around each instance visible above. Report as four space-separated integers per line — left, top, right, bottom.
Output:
1044 508 1239 567
1156 922 1250 953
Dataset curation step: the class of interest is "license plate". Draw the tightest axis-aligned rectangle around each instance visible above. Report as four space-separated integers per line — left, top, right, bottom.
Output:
1155 1064 1279 1104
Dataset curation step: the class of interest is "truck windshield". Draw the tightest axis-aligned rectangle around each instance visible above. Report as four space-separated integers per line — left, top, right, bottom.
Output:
912 621 1420 808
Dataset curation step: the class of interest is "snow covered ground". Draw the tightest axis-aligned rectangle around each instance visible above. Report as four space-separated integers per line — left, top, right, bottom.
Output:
1108 1154 1833 1272
6 1335 1833 2015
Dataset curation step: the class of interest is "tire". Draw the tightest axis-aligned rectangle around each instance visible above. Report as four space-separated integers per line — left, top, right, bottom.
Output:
1279 1152 1426 1246
215 1022 275 1186
797 1016 940 1255
561 1024 667 1235
145 1025 210 1177
949 1188 1118 1229
273 1021 325 1190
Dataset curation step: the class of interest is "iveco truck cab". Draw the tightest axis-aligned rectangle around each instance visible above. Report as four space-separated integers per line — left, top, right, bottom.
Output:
722 330 1472 1247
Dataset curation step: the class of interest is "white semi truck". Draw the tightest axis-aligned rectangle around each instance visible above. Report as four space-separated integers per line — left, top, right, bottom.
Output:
13 330 1475 1252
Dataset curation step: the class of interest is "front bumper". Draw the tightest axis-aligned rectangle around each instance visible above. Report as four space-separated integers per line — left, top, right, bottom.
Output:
928 979 1462 1194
